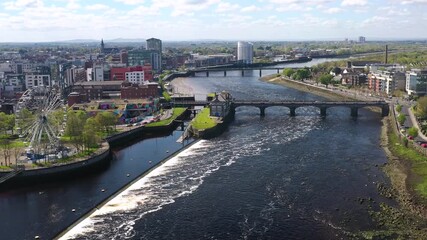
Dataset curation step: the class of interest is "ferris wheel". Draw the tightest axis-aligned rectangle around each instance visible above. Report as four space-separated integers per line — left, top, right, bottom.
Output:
16 86 66 161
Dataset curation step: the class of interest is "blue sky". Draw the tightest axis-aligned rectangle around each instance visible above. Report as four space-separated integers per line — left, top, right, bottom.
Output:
1 0 427 42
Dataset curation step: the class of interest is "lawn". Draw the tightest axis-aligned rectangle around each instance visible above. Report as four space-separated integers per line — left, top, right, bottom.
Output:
191 107 217 130
145 108 186 127
389 130 427 198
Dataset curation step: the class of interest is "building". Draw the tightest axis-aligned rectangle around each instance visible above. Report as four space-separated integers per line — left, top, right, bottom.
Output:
359 36 366 43
406 69 427 96
368 70 405 95
237 41 253 64
146 38 162 72
146 38 162 52
128 50 161 72
125 71 145 85
25 74 51 88
186 54 234 68
110 65 153 82
120 81 160 99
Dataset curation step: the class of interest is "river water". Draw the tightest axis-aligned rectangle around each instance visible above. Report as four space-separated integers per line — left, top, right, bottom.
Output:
0 58 395 239
60 59 396 239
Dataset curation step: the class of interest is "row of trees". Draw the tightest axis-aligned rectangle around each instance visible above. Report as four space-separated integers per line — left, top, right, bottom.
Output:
282 67 339 88
65 111 118 153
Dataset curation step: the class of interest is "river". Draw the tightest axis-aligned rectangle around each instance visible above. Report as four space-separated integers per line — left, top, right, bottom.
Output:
0 58 395 239
61 59 395 239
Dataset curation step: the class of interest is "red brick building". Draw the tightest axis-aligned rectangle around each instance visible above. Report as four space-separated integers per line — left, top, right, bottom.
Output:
120 82 160 99
110 65 153 81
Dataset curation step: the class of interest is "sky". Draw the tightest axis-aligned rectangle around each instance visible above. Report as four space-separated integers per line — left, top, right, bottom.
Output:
1 0 427 42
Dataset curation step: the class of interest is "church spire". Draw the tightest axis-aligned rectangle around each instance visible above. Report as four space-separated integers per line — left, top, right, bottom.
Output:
101 39 105 54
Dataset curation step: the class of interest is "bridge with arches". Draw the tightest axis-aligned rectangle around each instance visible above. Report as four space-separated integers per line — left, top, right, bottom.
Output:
172 100 390 118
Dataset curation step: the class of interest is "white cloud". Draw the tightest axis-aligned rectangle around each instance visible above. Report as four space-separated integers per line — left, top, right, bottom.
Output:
241 5 261 13
401 0 427 4
324 7 341 13
341 0 367 6
114 0 145 5
215 2 240 13
85 4 110 11
3 0 43 10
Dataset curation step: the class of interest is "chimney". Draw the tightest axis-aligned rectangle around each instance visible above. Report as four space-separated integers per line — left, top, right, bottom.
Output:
385 45 388 64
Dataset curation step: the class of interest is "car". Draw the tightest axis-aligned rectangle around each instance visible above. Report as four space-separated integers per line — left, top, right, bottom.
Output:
133 122 141 126
126 124 133 127
408 135 414 140
421 143 427 148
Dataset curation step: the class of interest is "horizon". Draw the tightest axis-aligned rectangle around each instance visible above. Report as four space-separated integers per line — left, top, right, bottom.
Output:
1 0 427 42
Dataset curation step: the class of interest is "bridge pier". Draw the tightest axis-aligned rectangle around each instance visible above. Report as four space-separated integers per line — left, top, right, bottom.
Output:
289 107 296 116
259 107 266 117
241 70 244 76
320 107 327 117
382 105 390 117
259 69 262 77
180 121 185 131
206 71 209 77
224 71 227 77
277 69 280 74
351 107 358 117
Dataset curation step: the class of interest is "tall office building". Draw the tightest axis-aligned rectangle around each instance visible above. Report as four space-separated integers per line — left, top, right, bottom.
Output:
359 36 366 43
237 41 253 64
146 38 162 72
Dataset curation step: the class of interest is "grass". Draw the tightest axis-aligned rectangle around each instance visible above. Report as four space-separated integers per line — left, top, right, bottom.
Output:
0 140 29 149
145 108 186 127
0 166 12 170
388 128 427 198
191 107 217 130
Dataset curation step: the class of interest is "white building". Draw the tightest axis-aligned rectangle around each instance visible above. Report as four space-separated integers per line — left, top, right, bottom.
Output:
125 71 146 85
237 41 253 64
25 74 51 88
406 69 427 95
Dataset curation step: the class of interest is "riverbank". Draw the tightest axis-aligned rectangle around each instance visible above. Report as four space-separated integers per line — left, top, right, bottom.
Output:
260 74 427 238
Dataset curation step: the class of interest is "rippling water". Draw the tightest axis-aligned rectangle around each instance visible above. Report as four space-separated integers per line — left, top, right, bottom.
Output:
62 68 394 240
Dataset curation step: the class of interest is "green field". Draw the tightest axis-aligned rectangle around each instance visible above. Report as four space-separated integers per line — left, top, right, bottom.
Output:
191 107 217 130
389 130 427 198
145 108 186 127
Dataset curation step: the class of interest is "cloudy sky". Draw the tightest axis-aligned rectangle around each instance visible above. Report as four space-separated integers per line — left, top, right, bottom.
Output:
1 0 427 42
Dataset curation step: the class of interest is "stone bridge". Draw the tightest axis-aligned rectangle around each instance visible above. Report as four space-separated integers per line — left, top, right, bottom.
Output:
172 100 390 118
232 100 390 117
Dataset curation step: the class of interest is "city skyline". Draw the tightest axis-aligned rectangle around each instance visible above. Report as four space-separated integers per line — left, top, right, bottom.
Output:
1 0 427 42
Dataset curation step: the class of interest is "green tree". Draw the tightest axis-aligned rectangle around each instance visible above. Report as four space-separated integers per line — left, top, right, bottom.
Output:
65 110 87 152
95 112 117 135
408 127 419 138
319 74 334 88
396 104 402 113
0 112 15 135
83 118 100 150
415 96 427 119
282 68 295 78
397 114 406 125
292 68 311 81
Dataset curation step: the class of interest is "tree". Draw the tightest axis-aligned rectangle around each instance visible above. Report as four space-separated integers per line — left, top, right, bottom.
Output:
396 105 402 113
0 113 15 135
83 118 100 150
293 68 311 81
95 112 117 135
319 74 334 88
65 110 87 152
415 96 427 119
282 68 295 78
332 67 342 75
408 127 418 138
397 114 406 125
